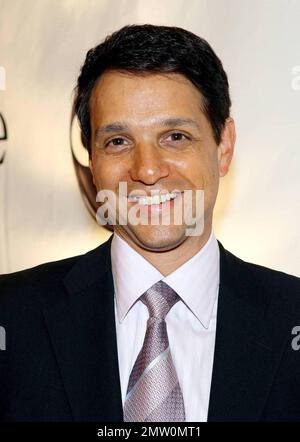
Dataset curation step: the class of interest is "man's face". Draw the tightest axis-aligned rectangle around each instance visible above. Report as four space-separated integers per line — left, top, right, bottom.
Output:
89 70 234 252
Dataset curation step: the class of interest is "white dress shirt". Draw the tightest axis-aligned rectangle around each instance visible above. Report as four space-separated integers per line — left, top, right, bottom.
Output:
111 230 220 422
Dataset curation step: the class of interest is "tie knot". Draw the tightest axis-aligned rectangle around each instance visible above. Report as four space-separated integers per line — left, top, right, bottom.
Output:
140 281 180 320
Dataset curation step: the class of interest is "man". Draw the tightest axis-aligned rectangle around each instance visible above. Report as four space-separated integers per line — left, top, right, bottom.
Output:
0 24 299 422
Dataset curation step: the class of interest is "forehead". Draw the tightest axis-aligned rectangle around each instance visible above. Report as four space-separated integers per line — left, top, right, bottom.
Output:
89 70 205 125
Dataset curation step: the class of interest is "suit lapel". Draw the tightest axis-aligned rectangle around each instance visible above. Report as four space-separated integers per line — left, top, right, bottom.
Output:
207 242 292 421
43 235 123 421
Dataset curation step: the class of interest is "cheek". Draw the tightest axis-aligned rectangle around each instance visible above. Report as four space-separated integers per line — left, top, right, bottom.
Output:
199 148 219 180
91 157 128 190
203 160 219 192
90 158 111 189
176 153 214 186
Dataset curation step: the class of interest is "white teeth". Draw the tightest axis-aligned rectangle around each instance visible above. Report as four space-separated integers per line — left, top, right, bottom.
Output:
152 195 160 205
128 192 179 205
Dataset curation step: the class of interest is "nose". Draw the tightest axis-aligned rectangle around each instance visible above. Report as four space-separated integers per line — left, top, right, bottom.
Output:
129 142 170 185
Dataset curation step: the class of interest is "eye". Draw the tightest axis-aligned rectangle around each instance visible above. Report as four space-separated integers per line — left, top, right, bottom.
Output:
164 132 191 143
105 137 129 147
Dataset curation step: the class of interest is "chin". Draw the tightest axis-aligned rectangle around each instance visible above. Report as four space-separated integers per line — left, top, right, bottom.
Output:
126 224 188 252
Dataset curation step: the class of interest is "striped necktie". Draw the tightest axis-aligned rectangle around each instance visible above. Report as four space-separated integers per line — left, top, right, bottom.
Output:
123 280 186 422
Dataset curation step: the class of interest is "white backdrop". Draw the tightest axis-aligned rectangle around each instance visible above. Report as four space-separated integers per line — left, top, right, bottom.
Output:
0 0 299 276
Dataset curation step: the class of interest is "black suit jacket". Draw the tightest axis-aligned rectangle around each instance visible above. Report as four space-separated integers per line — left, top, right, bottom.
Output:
0 235 299 421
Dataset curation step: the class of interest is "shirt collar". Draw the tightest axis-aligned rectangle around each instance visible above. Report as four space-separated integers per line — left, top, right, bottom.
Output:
111 230 220 329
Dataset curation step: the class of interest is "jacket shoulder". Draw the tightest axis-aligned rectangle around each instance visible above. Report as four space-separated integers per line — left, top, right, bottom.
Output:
219 242 300 311
0 254 81 309
227 246 298 281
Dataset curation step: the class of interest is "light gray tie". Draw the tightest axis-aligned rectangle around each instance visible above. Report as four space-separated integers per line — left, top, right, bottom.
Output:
123 280 186 422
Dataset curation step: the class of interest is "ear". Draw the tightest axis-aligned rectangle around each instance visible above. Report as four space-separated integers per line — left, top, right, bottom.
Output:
217 117 236 177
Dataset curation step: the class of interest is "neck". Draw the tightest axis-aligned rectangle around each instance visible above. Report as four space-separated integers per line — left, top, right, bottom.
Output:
114 225 212 276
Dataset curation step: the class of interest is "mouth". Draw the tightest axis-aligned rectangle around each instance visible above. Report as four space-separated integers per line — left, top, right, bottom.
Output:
127 191 181 206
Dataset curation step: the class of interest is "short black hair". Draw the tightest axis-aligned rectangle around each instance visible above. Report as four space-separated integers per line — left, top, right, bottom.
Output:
74 24 231 154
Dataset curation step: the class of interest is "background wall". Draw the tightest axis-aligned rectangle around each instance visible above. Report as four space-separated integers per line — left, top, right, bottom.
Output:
0 0 299 276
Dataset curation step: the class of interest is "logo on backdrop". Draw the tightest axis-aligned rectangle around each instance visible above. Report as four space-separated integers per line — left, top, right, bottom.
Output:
291 66 300 91
0 66 7 165
0 113 8 165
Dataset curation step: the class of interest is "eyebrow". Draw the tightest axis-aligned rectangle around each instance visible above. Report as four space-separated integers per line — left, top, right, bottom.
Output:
94 117 201 140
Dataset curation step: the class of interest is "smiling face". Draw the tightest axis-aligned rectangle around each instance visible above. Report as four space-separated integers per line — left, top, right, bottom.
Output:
89 70 235 261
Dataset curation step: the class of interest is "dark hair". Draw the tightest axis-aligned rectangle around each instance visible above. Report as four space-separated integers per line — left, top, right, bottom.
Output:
74 24 231 154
